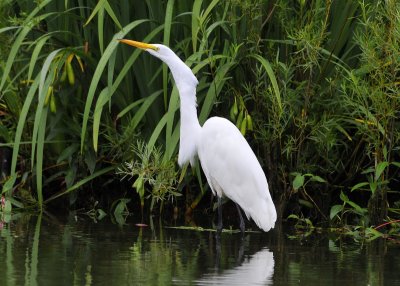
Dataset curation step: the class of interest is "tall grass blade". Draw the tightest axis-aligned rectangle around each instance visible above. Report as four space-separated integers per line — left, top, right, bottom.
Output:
84 0 105 26
93 88 109 152
148 113 168 151
27 35 51 81
0 26 18 34
108 24 164 96
80 19 149 153
36 107 48 210
165 87 180 160
10 76 40 179
44 166 116 203
25 214 42 286
192 0 203 52
103 0 123 30
98 6 105 55
250 54 282 113
116 98 145 120
32 49 63 168
0 0 52 92
163 0 175 109
199 61 235 123
130 90 163 130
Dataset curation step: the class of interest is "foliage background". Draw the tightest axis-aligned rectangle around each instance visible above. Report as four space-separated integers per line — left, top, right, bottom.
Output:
0 0 399 228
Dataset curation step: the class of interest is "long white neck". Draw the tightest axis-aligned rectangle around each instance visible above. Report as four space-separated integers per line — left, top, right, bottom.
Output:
166 56 201 167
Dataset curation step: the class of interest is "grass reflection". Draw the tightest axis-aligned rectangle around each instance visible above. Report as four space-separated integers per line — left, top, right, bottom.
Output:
24 213 41 286
4 220 15 286
0 214 399 285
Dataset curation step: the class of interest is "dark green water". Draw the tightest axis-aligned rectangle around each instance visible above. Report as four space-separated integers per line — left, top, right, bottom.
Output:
1 214 399 285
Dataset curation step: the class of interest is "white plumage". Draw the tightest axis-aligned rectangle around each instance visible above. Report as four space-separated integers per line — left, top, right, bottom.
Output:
198 117 276 231
119 39 277 232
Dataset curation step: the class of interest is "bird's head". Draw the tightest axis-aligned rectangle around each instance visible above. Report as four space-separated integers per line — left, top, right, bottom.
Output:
118 39 198 89
118 39 175 65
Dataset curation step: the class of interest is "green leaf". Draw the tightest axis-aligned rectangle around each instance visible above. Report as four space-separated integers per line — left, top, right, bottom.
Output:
192 0 203 52
97 5 105 55
116 98 145 120
335 124 352 141
287 214 299 220
163 0 175 109
347 200 366 215
0 26 18 34
330 204 343 220
32 49 63 168
310 175 326 183
57 144 79 164
130 91 162 132
93 88 110 152
199 60 235 123
304 218 314 227
28 35 51 81
1 173 17 195
97 209 107 220
84 0 105 26
9 197 24 209
293 174 305 190
103 0 123 30
114 213 126 225
10 76 40 177
339 191 349 203
164 87 180 160
148 113 168 152
133 177 144 199
350 182 369 192
84 149 97 175
299 199 313 208
80 19 149 153
108 24 163 98
0 126 11 143
114 198 130 216
36 106 49 210
4 199 12 213
369 181 377 194
0 0 52 92
250 54 282 113
366 227 384 241
391 162 400 168
375 161 389 181
44 166 116 203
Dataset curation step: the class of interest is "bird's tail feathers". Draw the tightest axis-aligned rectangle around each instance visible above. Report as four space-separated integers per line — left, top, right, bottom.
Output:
249 199 277 232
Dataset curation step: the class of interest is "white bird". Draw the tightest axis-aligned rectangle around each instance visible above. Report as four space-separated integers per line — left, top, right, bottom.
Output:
119 39 277 233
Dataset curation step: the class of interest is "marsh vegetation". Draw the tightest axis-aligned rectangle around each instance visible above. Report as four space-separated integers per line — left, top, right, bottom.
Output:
0 0 400 239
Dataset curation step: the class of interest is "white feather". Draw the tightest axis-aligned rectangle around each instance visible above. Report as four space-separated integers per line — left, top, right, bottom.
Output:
198 117 276 231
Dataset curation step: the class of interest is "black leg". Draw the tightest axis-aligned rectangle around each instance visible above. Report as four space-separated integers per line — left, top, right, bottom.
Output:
235 203 245 234
216 196 223 236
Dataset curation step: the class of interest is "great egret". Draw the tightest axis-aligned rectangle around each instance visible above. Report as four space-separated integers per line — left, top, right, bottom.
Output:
119 39 277 233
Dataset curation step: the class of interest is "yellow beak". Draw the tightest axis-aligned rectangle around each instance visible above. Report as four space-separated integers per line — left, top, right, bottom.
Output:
118 39 159 51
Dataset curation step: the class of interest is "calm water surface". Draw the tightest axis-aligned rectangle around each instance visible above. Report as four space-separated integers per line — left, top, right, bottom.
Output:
1 214 399 285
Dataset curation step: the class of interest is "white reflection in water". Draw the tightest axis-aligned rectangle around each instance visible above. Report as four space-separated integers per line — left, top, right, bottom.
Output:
196 248 274 285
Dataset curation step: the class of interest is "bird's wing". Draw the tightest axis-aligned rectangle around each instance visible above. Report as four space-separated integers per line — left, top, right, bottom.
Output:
197 117 276 230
